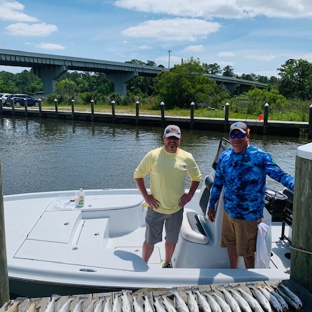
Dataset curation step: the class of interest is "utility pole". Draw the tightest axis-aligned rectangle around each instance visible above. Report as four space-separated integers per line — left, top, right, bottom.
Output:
168 50 172 69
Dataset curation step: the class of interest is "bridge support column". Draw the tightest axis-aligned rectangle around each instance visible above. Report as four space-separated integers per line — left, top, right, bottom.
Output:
32 65 67 94
106 72 137 95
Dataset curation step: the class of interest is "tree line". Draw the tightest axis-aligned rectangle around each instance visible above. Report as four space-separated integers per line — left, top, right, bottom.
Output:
1 57 312 119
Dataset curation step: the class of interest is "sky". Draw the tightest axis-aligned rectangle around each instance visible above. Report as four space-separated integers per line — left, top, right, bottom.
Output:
0 0 312 77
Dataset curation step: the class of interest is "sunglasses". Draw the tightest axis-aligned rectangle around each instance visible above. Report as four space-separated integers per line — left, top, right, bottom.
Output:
230 132 246 139
166 136 180 140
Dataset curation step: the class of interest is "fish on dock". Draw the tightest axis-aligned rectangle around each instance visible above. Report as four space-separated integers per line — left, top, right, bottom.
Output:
132 294 143 312
209 291 231 312
162 296 177 312
217 286 241 312
202 292 222 312
153 296 166 312
248 286 272 312
192 289 211 312
184 290 199 312
278 284 303 309
226 288 252 312
236 287 264 312
171 289 189 312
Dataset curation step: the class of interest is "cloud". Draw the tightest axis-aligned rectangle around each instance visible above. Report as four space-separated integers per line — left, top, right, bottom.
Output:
115 0 312 19
5 22 58 36
35 42 66 50
288 52 312 62
122 18 220 41
138 45 153 50
183 45 204 52
218 61 235 67
245 54 276 61
219 51 236 57
0 0 38 22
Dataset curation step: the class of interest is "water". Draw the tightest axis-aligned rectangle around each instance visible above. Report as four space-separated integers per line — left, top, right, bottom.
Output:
0 116 308 196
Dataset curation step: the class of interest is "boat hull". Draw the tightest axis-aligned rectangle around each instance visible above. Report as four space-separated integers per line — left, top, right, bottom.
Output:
4 188 291 298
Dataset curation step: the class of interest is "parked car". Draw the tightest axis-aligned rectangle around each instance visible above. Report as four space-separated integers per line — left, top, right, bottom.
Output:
1 93 10 105
5 94 40 107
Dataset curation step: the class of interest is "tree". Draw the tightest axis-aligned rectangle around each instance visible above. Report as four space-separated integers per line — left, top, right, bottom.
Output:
153 57 227 109
277 59 312 100
202 63 221 75
125 59 145 65
56 79 77 103
222 65 235 77
126 60 158 96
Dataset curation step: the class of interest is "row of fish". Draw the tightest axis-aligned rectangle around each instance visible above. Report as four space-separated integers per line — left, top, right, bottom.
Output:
3 283 303 312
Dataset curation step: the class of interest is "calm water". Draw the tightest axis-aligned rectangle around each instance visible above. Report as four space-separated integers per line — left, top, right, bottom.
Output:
0 116 309 195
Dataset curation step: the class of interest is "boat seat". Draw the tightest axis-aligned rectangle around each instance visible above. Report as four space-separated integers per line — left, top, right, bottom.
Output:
180 175 213 244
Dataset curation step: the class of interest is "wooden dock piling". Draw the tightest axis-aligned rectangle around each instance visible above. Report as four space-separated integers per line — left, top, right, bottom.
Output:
0 155 10 306
291 142 312 292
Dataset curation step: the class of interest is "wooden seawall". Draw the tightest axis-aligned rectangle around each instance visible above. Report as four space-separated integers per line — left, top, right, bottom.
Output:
0 106 310 138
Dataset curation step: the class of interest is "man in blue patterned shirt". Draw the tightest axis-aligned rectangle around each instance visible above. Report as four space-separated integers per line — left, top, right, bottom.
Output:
207 121 294 269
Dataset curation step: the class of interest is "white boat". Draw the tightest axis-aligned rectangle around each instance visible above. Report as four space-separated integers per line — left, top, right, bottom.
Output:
4 139 293 298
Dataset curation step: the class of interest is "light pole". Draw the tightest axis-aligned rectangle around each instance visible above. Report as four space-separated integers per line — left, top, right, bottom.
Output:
168 50 171 69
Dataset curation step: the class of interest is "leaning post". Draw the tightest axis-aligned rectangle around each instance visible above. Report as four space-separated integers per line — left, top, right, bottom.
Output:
190 102 195 129
24 97 28 117
308 104 312 139
290 142 312 292
135 101 140 125
54 99 58 118
0 155 10 306
160 101 165 126
90 100 95 122
111 100 115 123
263 103 269 135
224 102 230 132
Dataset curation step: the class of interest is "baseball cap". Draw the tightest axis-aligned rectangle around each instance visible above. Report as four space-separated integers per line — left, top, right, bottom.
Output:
164 125 181 138
229 121 248 134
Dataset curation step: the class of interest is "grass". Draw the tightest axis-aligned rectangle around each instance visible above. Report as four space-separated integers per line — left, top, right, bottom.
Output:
38 102 310 122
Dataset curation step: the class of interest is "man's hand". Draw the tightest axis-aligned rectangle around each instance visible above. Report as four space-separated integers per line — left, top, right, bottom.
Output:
207 209 215 222
145 194 160 209
179 193 193 207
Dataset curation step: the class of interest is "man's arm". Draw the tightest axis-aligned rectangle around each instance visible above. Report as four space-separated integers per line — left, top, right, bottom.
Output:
179 180 200 207
134 178 160 209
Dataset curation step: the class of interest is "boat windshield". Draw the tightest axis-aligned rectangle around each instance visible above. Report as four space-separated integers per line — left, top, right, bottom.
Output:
212 137 231 170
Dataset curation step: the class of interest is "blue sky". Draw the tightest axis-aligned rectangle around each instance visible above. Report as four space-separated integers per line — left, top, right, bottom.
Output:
1 0 312 77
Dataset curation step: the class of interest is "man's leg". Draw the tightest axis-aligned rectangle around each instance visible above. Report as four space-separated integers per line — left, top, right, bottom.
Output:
164 240 176 265
227 245 239 268
164 208 183 266
243 254 255 269
142 240 154 263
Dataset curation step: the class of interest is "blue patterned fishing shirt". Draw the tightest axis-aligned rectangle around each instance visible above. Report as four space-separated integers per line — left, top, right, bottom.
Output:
208 145 295 220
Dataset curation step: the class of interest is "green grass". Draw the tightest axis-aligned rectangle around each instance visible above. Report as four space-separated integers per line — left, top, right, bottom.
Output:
40 102 310 122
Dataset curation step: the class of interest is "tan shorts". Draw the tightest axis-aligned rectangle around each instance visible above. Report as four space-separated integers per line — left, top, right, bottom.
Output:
221 210 261 257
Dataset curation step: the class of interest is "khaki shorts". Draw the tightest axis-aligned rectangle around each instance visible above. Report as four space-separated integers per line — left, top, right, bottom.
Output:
145 207 183 245
221 210 261 257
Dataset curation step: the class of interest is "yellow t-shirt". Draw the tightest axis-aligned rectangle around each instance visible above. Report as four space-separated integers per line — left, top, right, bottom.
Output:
134 147 202 214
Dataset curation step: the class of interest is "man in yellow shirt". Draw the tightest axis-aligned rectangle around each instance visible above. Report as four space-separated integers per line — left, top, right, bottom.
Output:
134 125 202 268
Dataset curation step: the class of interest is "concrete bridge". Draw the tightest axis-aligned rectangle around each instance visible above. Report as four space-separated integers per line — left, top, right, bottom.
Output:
0 49 267 95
